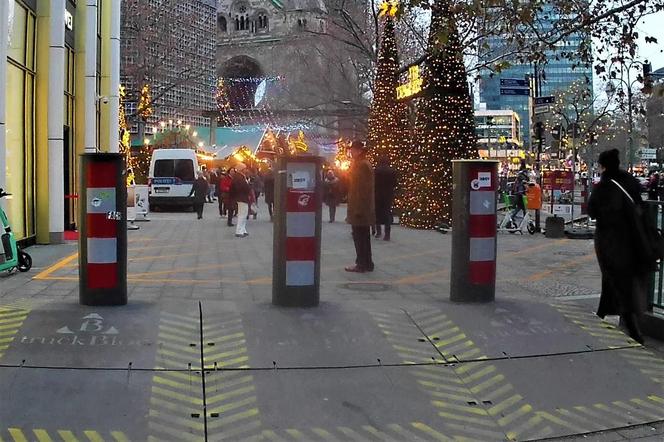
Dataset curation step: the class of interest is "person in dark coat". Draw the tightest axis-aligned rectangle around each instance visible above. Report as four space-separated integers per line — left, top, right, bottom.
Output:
323 169 341 222
345 140 375 273
188 171 209 219
373 156 397 241
648 172 659 201
263 168 275 221
588 148 647 344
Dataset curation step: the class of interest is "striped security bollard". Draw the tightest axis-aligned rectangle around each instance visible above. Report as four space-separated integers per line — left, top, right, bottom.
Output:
78 153 128 306
450 160 499 303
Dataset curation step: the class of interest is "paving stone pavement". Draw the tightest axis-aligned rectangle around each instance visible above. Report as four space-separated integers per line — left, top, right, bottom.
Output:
1 203 663 441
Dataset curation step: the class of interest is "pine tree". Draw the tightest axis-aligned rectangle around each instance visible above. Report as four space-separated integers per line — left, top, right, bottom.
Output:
400 0 477 229
366 16 411 173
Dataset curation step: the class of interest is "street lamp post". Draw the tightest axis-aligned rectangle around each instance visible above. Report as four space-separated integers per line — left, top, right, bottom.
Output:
605 61 642 171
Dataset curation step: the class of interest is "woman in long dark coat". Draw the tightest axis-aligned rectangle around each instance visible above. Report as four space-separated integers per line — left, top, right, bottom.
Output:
587 149 647 344
373 157 397 240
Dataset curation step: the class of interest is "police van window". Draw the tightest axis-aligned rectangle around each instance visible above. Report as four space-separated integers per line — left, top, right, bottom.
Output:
154 159 195 182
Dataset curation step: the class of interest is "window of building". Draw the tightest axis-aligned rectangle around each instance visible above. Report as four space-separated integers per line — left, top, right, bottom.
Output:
5 0 36 240
218 15 227 33
257 13 268 30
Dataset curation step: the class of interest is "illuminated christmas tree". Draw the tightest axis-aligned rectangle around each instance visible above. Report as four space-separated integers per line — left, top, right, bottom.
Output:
137 84 154 121
400 0 477 229
366 15 410 171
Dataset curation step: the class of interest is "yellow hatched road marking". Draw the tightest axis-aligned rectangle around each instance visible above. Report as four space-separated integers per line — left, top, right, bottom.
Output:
361 425 391 439
460 365 496 383
8 429 28 442
386 424 429 441
496 404 533 426
148 409 205 431
488 394 523 416
202 332 246 343
444 423 506 440
32 430 53 442
535 411 588 433
33 252 78 280
411 422 451 441
147 421 201 441
555 407 603 432
594 403 636 423
336 426 369 441
285 429 305 439
206 408 259 429
203 346 248 361
573 405 617 428
437 411 497 427
311 428 336 441
206 384 255 403
428 390 477 403
648 395 664 404
611 400 662 421
433 400 491 416
480 383 512 402
83 431 103 442
57 430 79 442
150 396 200 414
454 360 489 375
260 430 288 441
433 332 467 348
208 420 262 440
208 395 256 413
152 385 203 405
206 375 254 391
208 355 249 368
631 398 664 414
153 374 200 392
469 374 506 394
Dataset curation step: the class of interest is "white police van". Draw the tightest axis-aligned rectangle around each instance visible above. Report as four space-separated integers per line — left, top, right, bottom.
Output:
148 149 200 210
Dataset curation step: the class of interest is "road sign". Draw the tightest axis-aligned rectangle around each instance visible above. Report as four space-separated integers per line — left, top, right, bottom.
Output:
500 78 528 87
641 148 657 160
534 105 550 115
534 96 555 105
500 88 530 96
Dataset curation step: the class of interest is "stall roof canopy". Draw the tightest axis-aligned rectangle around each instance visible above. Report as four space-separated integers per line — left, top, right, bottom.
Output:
198 125 267 159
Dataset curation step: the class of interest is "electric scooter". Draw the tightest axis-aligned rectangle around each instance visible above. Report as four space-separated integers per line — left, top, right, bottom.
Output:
0 188 32 273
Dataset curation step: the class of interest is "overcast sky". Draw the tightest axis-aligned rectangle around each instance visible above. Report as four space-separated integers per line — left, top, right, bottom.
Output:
638 13 664 69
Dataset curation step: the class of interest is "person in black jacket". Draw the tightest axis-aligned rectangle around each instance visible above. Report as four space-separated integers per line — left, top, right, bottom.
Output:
588 148 647 344
188 171 209 219
373 156 397 240
263 167 275 221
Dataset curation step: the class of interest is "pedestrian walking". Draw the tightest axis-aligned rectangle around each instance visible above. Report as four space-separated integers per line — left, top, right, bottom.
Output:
648 172 659 201
231 163 252 237
188 171 209 220
208 169 218 203
345 140 375 273
219 170 235 225
373 156 397 241
323 169 341 222
263 167 275 221
588 148 647 344
510 163 529 228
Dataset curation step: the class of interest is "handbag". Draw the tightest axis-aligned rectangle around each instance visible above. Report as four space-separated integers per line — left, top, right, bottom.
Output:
611 179 664 271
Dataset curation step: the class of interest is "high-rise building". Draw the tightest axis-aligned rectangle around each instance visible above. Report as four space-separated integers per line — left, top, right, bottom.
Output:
120 0 217 136
478 3 593 146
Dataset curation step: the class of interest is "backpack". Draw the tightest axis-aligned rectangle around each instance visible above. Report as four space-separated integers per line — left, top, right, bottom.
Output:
612 179 664 272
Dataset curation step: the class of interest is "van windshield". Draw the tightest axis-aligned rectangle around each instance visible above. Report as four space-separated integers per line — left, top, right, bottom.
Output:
154 159 195 182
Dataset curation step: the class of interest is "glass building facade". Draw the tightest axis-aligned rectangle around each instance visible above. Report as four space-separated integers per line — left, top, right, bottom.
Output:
2 0 120 244
478 4 593 147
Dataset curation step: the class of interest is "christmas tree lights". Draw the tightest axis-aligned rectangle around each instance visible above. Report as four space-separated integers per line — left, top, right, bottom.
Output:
366 15 411 176
137 84 154 121
399 0 478 229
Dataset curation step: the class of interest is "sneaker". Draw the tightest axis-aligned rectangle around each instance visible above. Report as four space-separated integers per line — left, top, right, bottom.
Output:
243 233 249 237
235 234 244 238
344 265 366 273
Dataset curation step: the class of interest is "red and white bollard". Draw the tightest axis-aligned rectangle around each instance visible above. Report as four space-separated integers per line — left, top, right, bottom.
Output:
79 153 127 306
451 160 499 302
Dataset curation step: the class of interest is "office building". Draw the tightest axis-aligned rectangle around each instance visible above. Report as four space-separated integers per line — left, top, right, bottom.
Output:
475 110 528 169
1 0 121 244
120 0 216 136
478 3 593 146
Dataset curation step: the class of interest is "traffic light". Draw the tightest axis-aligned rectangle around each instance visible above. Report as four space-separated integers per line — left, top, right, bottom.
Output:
643 62 653 95
551 124 563 141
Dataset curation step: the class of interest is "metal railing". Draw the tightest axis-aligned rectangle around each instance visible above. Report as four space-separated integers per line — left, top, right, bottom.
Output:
645 201 664 313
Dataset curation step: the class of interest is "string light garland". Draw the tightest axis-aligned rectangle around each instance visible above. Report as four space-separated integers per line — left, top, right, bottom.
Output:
399 0 478 229
137 84 154 121
366 15 411 185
